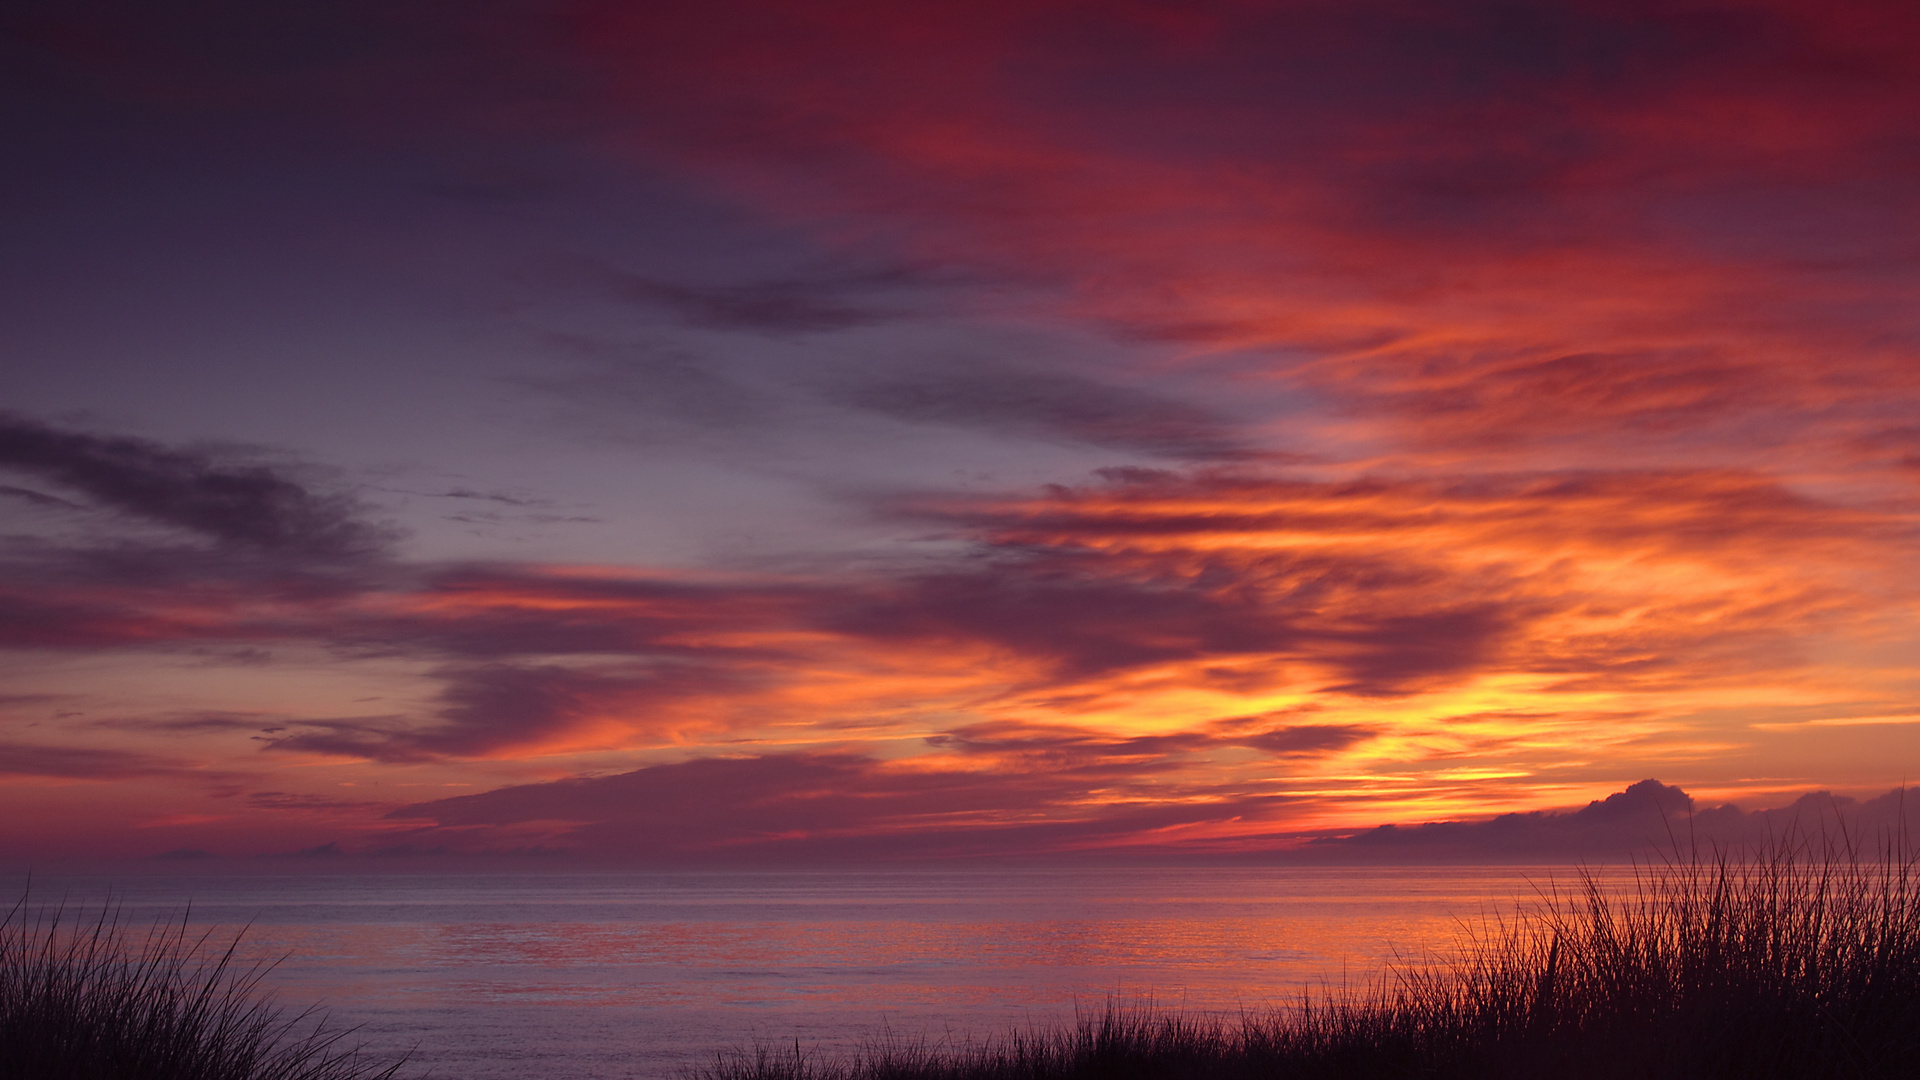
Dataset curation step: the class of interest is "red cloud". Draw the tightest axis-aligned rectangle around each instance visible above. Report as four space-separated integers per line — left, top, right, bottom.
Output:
11 4 1920 857
7 452 1903 770
562 0 1920 481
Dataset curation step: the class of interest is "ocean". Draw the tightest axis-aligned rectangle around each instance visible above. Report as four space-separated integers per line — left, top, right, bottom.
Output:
6 866 1575 1079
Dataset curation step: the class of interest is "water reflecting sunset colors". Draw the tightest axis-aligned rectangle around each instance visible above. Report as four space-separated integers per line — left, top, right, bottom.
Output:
14 867 1566 1079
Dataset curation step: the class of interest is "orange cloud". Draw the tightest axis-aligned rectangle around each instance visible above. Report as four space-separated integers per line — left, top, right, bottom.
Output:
9 1 1920 859
11 442 1912 857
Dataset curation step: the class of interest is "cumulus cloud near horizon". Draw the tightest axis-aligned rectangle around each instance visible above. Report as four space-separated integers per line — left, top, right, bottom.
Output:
1304 780 1920 864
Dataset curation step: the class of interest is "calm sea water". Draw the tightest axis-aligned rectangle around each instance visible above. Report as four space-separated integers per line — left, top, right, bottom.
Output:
6 866 1574 1079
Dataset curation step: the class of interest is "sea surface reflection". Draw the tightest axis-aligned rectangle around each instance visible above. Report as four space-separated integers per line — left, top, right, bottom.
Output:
10 866 1579 1079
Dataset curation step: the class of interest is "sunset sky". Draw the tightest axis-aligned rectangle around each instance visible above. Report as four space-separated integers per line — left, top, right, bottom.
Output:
4 0 1919 862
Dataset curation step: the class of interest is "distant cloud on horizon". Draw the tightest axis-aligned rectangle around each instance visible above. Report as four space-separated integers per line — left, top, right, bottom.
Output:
1303 780 1920 864
356 776 1920 864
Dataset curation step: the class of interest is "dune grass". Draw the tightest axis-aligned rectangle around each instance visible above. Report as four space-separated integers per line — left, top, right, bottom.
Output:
0 895 406 1080
703 842 1920 1080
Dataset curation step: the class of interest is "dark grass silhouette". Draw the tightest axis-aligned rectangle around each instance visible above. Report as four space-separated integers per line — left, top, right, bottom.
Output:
0 896 406 1080
702 842 1920 1080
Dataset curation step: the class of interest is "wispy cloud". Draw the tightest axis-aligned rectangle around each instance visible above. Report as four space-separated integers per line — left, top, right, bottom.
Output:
614 271 912 335
5 421 1908 794
0 740 197 781
0 413 395 561
836 367 1250 459
9 2 1920 859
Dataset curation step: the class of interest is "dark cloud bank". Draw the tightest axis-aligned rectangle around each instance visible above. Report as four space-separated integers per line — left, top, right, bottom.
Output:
1 413 1890 770
2 419 1909 868
0 413 392 562
381 768 1920 865
0 415 1527 762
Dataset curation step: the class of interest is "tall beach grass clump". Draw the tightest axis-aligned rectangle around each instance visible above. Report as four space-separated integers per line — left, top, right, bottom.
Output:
706 842 1920 1080
0 897 405 1080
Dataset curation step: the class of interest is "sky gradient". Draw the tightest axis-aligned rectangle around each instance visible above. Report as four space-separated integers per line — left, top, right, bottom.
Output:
4 0 1919 862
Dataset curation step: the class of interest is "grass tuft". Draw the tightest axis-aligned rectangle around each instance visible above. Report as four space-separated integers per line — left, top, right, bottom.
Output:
0 894 408 1080
701 841 1920 1080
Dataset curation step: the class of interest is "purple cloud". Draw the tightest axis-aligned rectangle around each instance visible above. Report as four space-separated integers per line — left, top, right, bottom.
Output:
0 413 395 561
